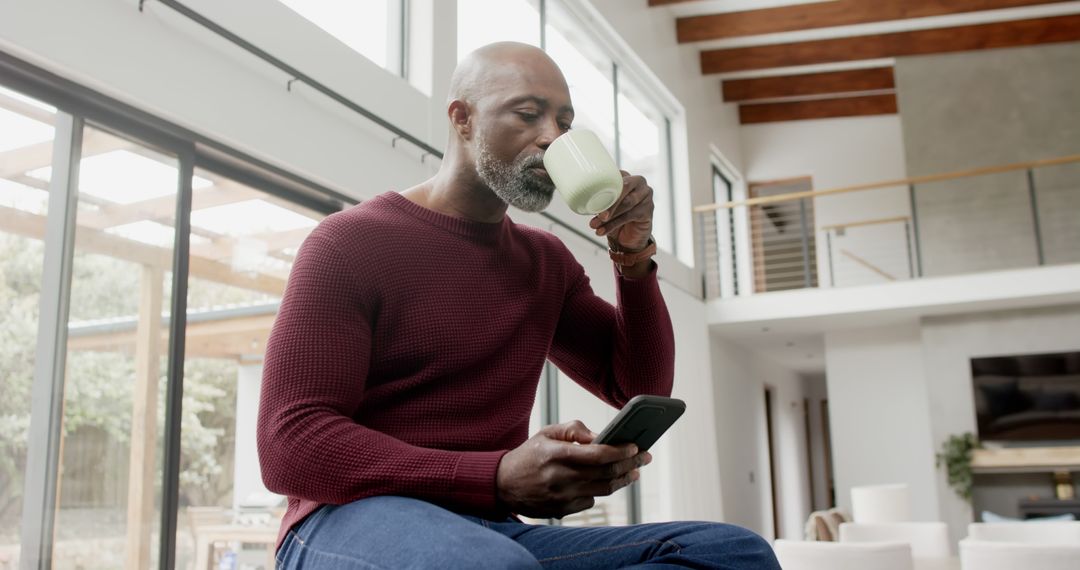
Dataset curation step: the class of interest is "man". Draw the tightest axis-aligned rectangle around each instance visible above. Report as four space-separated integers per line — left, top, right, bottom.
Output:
258 42 779 569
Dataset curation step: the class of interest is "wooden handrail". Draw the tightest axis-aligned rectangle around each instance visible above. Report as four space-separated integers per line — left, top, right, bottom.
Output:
840 249 897 281
694 153 1080 212
820 215 909 232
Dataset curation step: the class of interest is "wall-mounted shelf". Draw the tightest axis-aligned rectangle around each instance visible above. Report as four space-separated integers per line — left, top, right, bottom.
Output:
971 446 1080 474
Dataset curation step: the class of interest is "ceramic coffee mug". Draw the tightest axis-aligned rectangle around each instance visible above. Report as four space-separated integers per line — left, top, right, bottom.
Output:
543 129 623 215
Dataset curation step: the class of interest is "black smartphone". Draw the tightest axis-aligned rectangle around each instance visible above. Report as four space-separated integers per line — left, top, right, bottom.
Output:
593 395 685 451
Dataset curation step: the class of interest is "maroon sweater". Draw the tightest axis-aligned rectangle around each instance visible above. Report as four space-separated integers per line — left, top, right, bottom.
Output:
257 191 675 547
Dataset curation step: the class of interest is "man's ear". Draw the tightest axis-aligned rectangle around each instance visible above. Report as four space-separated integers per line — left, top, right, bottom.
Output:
448 99 472 140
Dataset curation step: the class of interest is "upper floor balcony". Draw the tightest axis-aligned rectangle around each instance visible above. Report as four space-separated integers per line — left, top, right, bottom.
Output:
696 154 1080 328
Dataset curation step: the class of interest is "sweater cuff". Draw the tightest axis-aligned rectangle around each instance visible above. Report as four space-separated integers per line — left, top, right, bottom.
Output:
615 261 662 312
450 450 509 511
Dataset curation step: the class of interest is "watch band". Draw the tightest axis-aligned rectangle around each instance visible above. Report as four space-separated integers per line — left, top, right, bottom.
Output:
609 237 657 267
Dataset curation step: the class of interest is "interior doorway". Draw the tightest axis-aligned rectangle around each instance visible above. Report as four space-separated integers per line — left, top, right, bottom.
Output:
764 386 780 539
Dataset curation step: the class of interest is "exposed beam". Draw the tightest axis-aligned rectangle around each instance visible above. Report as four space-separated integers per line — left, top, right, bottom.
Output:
722 67 895 102
0 204 287 295
0 129 131 178
677 0 1075 42
67 313 275 360
702 14 1080 73
739 94 897 124
79 182 259 230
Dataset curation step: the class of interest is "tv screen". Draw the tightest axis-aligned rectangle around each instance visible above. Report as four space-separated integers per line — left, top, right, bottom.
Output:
972 351 1080 442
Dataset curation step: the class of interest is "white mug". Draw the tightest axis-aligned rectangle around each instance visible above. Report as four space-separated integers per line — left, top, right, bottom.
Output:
543 129 623 215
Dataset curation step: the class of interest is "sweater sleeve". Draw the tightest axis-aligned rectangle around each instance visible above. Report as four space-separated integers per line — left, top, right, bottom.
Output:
256 231 507 511
547 255 675 409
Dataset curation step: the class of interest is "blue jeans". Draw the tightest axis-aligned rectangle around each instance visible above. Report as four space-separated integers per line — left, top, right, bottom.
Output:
275 496 780 569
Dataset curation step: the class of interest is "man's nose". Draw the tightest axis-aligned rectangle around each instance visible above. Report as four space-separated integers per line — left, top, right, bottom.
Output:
537 118 562 150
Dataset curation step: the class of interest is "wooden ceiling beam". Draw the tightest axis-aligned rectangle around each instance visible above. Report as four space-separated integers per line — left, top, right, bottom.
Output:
702 14 1080 74
0 129 132 179
723 67 895 102
739 94 898 124
0 204 287 295
676 0 1075 42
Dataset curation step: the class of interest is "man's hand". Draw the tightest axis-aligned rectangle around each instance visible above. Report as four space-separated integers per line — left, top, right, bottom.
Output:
495 420 652 519
589 171 654 252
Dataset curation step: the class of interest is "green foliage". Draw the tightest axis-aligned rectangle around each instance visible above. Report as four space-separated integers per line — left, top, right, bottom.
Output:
0 233 251 532
936 432 980 502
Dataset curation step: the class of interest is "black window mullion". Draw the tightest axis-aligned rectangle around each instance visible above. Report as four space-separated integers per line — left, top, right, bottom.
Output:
159 143 195 570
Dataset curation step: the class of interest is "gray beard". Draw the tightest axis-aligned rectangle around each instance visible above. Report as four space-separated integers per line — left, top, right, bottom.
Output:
475 139 555 213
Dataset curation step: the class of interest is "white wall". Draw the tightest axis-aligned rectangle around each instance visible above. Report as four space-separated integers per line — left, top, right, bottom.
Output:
920 305 1080 545
824 324 941 524
740 115 909 287
710 335 813 539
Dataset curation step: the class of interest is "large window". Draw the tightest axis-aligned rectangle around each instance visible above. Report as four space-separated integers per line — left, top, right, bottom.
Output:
457 0 542 60
279 0 404 75
3 63 341 567
50 124 184 568
545 4 618 159
175 169 324 570
618 74 673 254
0 85 55 568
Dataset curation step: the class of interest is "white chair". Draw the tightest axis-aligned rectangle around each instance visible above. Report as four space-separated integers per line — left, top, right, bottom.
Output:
773 539 914 570
851 483 911 523
840 522 950 557
959 538 1080 570
968 521 1080 544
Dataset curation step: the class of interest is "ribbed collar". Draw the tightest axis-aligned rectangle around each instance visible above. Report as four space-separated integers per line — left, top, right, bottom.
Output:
380 191 509 244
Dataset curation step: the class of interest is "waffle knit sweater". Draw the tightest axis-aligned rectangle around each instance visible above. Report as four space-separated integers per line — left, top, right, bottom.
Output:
257 191 675 548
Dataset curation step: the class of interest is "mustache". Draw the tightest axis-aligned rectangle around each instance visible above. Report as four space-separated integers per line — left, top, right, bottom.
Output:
519 154 545 170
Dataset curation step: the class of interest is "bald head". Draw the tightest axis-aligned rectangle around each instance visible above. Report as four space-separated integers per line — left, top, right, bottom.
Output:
448 42 568 108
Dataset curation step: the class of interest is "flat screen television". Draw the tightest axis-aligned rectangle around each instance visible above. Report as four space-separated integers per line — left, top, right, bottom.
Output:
972 351 1080 442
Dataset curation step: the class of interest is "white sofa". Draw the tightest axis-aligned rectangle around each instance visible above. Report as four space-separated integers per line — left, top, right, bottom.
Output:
773 539 913 570
967 521 1080 544
840 522 950 558
959 539 1080 570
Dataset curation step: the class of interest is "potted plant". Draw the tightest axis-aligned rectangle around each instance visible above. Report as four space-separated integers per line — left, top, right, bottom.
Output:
936 432 980 502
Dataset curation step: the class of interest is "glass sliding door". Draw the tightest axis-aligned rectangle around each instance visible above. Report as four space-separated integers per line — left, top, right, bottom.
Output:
45 124 184 569
177 168 324 570
0 84 57 568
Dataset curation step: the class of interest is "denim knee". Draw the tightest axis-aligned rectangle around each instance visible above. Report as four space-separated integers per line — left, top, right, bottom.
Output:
685 523 781 570
724 525 780 569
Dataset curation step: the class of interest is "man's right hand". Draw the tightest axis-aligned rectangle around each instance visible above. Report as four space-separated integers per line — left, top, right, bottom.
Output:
495 420 652 518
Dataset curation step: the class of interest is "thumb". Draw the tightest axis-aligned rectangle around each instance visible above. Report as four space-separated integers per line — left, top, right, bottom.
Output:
545 420 596 444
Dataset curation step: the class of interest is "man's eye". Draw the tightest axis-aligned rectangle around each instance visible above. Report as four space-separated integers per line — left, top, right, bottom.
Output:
559 123 572 132
517 112 540 122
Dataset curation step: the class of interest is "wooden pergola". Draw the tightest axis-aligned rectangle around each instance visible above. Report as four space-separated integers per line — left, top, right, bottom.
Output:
1 89 319 569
